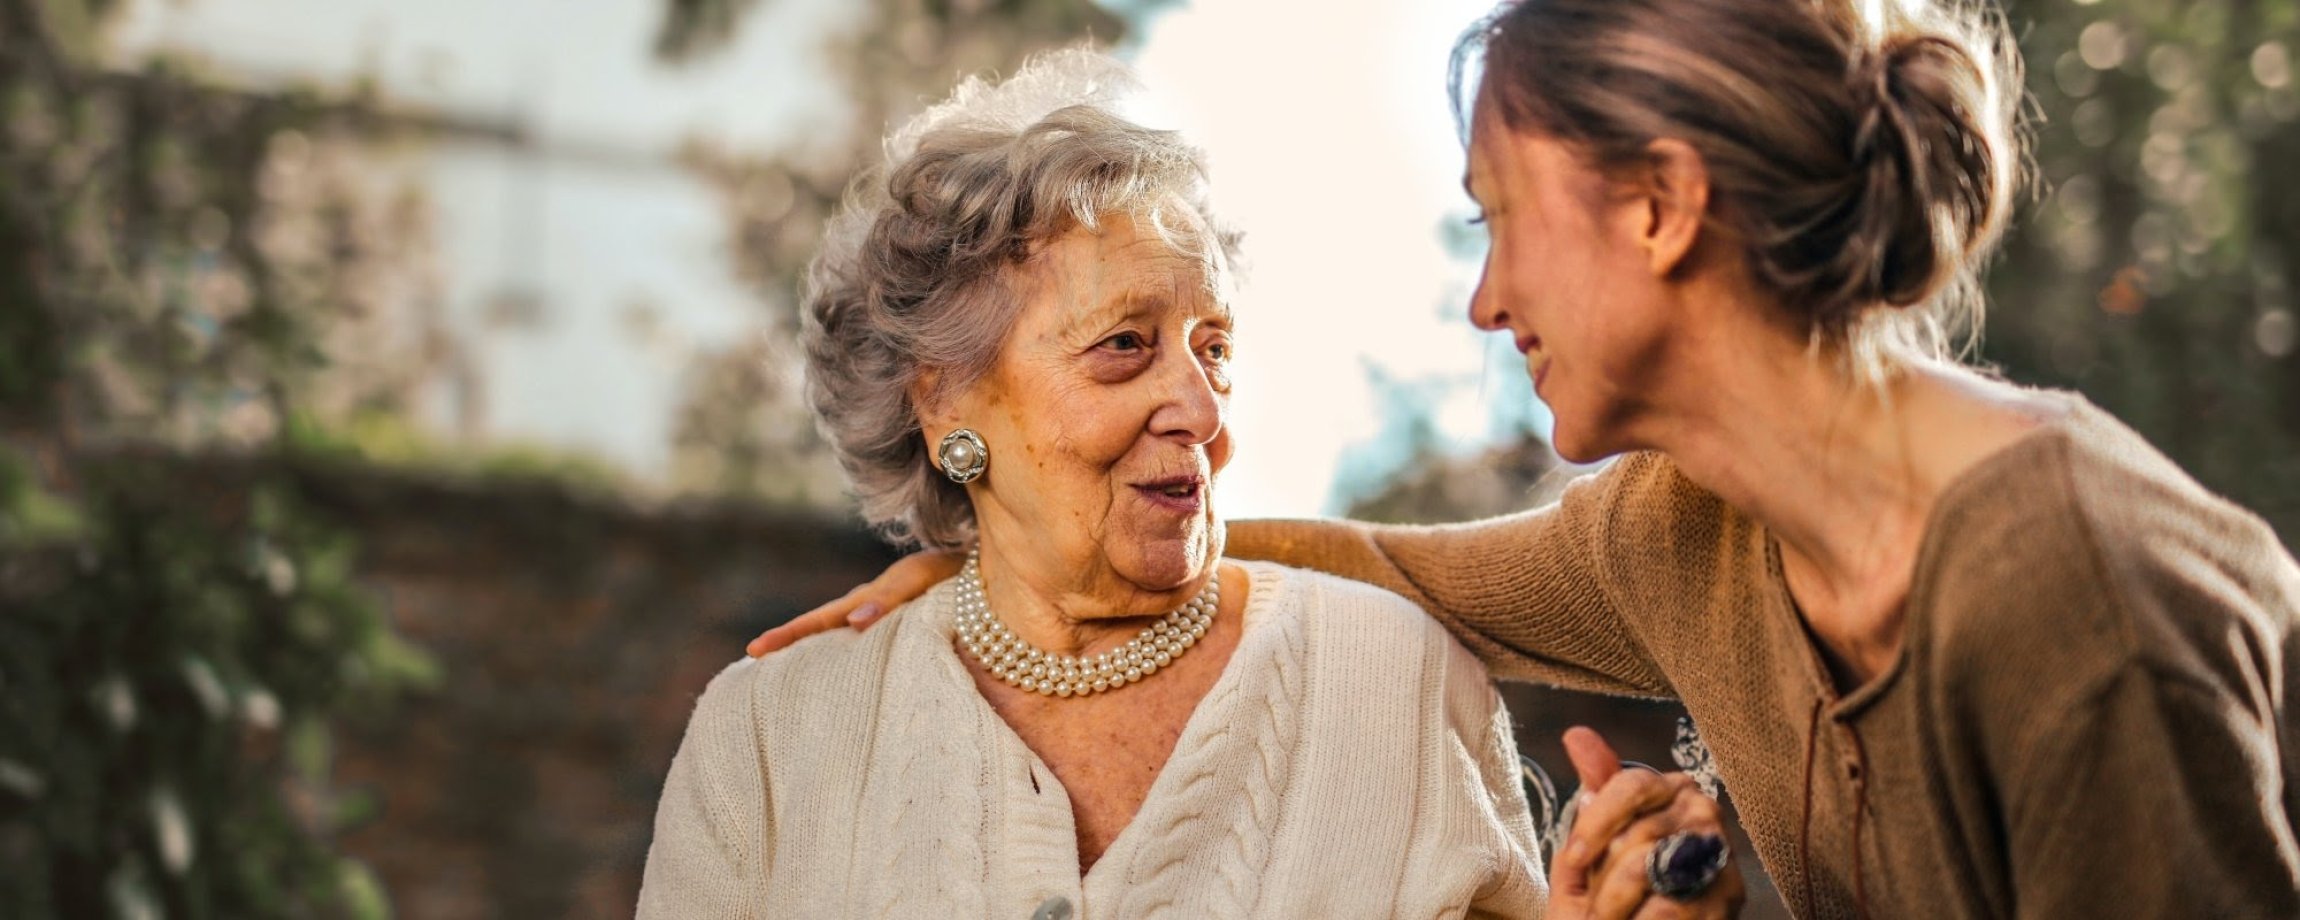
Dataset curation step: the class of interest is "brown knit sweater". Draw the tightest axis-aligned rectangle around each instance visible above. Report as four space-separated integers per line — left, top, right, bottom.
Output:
1228 396 2300 919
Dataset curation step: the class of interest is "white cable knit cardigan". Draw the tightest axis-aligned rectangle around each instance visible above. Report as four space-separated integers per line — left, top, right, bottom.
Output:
637 561 1548 919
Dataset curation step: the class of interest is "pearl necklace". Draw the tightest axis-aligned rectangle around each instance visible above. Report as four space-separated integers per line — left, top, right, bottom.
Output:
953 548 1217 698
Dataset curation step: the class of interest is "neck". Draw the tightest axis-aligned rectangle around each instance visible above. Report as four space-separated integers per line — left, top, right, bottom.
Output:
1631 314 2044 685
970 537 1206 659
1666 353 1932 585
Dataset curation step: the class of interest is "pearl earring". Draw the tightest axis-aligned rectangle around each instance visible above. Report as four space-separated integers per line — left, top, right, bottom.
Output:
938 428 989 483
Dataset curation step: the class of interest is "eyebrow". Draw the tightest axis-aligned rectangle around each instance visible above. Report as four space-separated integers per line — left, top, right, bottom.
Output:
1063 295 1135 338
1075 279 1232 331
1068 281 1166 329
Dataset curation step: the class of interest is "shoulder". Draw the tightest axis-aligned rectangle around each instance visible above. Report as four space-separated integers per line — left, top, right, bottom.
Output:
1237 560 1509 747
1923 400 2299 696
691 580 952 738
2049 405 2293 590
2050 407 2300 680
1569 452 1761 615
1250 559 1423 616
1241 560 1495 682
687 655 766 724
1535 451 1725 532
1593 452 1753 560
1605 450 1732 513
1245 559 1440 634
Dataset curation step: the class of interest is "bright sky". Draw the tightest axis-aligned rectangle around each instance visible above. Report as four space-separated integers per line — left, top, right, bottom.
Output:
1129 0 1540 516
107 0 1546 519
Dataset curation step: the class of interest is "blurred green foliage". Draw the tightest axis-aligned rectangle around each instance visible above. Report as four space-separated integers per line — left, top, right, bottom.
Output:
1 0 437 914
0 449 435 919
1988 0 2300 543
280 411 635 498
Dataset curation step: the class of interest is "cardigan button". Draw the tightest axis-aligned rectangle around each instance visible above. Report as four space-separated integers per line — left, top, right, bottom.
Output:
1031 895 1074 920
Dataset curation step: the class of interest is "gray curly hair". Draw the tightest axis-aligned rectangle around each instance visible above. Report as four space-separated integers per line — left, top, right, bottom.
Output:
801 49 1241 551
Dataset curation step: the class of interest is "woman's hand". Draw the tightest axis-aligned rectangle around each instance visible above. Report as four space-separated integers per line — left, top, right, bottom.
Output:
1548 727 1744 920
744 550 963 656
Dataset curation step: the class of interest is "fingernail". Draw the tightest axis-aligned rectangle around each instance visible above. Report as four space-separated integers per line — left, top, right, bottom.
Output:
847 602 882 626
1562 838 1584 864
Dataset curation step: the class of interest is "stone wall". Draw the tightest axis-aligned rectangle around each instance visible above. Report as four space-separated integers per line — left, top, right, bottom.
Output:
286 464 895 919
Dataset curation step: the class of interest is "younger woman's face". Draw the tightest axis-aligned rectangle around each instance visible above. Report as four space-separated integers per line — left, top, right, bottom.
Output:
1463 100 1681 463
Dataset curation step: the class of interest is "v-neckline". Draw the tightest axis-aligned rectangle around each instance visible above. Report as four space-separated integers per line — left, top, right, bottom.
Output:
922 560 1283 889
1759 393 2086 717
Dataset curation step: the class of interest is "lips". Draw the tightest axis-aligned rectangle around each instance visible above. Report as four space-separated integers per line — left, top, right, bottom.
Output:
1514 333 1541 355
1132 474 1207 514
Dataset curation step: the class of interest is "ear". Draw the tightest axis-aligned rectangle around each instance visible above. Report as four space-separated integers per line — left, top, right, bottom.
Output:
910 368 952 443
1635 138 1711 279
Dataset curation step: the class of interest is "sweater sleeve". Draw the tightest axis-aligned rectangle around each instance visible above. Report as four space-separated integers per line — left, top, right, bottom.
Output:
638 660 771 919
1990 668 2299 920
1931 429 2300 920
1226 456 1669 696
1465 677 1551 919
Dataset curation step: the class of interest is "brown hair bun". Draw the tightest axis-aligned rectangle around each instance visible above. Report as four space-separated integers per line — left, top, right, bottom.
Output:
1460 0 2025 372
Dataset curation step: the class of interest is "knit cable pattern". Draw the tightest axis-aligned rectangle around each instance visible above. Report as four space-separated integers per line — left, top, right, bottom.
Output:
1115 566 1308 917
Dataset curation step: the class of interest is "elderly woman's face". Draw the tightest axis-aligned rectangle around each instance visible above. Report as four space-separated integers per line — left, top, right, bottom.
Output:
936 213 1234 603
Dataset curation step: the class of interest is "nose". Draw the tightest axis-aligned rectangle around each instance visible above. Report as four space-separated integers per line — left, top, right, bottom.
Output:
1468 271 1509 333
1147 347 1226 446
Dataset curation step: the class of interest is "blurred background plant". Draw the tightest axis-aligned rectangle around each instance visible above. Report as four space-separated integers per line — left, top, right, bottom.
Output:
1 0 2293 916
1 0 448 914
1987 0 2300 537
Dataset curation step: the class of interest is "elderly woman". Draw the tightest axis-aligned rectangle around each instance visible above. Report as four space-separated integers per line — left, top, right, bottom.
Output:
637 51 1557 918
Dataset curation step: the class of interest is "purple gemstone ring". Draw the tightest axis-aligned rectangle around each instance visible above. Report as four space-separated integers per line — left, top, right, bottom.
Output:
1647 831 1730 901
